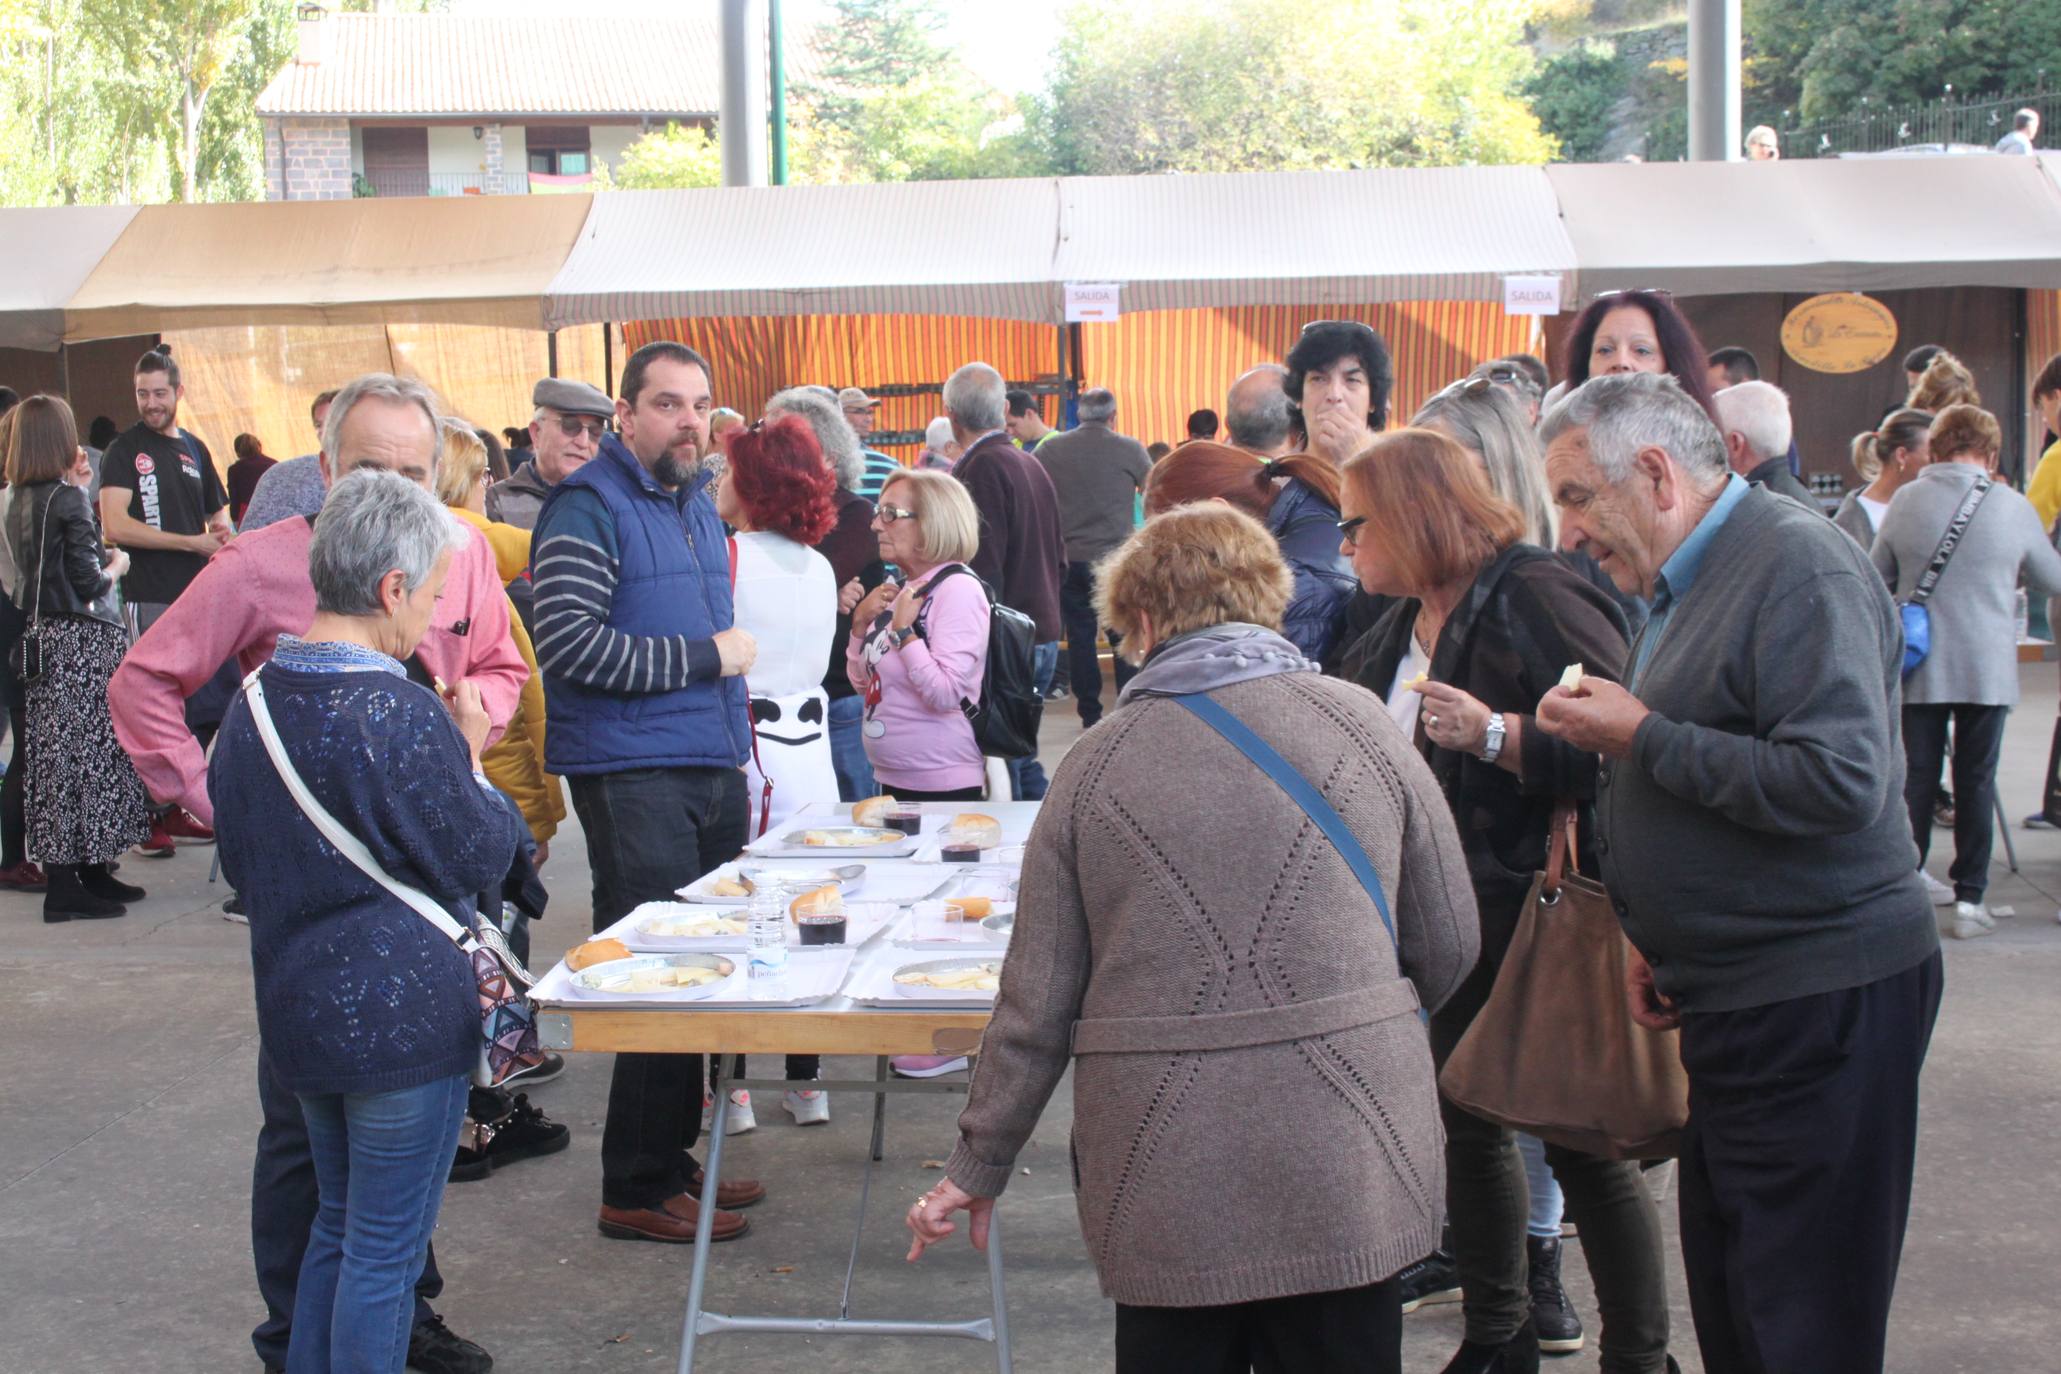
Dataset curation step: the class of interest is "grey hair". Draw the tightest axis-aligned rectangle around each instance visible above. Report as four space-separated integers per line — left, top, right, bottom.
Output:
765 385 863 493
1077 388 1117 424
1713 380 1793 464
943 362 1006 433
1540 372 1730 490
923 416 955 452
1413 383 1556 546
308 468 463 616
322 373 443 473
1225 364 1293 451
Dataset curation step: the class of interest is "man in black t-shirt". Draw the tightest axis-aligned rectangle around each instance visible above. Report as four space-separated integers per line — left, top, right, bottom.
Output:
97 350 230 637
97 349 231 852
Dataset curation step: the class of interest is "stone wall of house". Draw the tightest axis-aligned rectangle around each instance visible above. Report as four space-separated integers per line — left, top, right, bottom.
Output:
276 117 353 201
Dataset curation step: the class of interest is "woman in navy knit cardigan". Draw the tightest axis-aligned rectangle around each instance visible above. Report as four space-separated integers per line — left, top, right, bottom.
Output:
211 470 525 1374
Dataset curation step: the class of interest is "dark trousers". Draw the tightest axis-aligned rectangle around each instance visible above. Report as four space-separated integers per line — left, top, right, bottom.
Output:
1005 641 1059 801
1430 1013 1670 1371
568 765 747 1210
1902 703 2008 901
251 1045 440 1369
1114 1280 1401 1374
1676 953 1943 1374
1061 560 1135 727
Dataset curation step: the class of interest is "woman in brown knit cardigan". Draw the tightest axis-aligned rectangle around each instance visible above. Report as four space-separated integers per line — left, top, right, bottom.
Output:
905 503 1480 1374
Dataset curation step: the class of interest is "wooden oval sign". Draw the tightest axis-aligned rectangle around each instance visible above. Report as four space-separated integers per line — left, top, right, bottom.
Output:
1781 293 1899 374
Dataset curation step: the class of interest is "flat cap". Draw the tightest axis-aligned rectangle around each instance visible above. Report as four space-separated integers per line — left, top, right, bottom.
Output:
838 386 881 411
533 378 615 419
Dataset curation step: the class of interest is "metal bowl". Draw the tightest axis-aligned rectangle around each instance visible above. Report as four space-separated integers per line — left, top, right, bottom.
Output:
571 952 739 999
890 956 1002 999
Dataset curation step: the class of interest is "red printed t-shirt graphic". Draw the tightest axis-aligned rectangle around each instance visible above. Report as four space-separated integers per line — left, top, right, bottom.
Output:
98 421 228 604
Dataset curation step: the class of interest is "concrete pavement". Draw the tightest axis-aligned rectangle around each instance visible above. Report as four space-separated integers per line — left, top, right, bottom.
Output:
4 671 2059 1373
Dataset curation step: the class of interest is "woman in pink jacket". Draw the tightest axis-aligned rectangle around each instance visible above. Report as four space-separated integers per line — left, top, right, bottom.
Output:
846 469 989 801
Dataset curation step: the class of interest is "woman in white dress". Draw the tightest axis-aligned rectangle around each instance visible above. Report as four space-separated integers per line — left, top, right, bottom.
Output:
713 415 843 1130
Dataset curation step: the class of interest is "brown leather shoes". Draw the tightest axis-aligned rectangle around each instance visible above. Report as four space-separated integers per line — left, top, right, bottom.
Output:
688 1169 767 1210
598 1192 750 1244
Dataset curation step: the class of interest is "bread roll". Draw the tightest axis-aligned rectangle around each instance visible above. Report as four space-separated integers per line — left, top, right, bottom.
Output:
851 794 898 828
789 884 845 922
566 937 632 971
944 896 993 922
947 813 1003 849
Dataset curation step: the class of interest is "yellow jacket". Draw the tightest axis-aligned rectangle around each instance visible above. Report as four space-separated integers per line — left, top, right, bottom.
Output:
2028 439 2061 534
451 506 564 844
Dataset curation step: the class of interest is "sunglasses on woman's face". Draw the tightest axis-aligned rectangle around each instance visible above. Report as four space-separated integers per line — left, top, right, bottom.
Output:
876 504 918 525
1335 515 1368 549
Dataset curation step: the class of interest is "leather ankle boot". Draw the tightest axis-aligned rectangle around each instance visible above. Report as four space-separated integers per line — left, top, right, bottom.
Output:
44 864 126 922
1441 1319 1542 1374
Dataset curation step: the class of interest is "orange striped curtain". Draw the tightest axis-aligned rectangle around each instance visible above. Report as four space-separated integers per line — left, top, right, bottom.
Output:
1079 303 1543 448
2027 290 2061 474
627 304 1539 460
623 315 1061 458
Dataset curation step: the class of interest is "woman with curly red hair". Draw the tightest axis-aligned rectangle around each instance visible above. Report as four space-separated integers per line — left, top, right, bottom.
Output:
714 414 844 1128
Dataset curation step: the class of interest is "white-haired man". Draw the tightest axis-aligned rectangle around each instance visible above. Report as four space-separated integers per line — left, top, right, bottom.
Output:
485 378 615 530
920 416 961 470
109 372 533 1374
946 361 1065 797
1533 371 1940 1374
1996 107 2039 155
1713 379 1817 509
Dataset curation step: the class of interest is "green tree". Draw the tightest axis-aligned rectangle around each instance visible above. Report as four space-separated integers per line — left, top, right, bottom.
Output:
612 122 724 190
87 0 266 202
1028 0 1558 175
1525 42 1623 164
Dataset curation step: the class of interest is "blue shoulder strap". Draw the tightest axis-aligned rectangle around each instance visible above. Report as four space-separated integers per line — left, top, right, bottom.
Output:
1172 692 1403 959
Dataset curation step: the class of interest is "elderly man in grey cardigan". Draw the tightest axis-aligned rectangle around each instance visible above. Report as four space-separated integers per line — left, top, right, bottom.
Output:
1535 372 1941 1374
906 504 1477 1374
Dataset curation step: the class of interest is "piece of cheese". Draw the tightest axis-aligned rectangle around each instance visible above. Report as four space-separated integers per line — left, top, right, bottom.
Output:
944 896 994 922
1558 663 1586 694
1402 673 1429 693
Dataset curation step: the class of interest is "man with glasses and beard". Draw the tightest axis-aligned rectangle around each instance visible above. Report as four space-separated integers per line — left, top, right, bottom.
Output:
530 342 770 1244
486 379 614 530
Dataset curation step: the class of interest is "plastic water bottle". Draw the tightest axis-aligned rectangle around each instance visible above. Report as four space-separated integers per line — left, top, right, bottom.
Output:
2016 587 2031 644
747 883 789 981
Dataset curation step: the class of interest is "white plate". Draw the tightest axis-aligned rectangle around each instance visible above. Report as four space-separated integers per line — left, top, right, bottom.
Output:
628 902 750 947
602 899 900 951
569 953 739 1002
889 956 1002 1002
675 863 863 905
746 828 922 859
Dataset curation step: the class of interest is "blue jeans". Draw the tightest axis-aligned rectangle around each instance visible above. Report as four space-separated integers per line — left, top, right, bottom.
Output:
1518 1132 1564 1239
1062 561 1135 727
826 694 877 802
252 1046 444 1369
291 1074 470 1374
1004 641 1058 801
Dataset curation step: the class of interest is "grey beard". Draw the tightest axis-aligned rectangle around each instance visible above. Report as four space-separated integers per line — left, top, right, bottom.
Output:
655 447 705 488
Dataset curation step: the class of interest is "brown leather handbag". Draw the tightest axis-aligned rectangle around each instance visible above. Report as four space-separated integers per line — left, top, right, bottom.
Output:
1437 803 1690 1160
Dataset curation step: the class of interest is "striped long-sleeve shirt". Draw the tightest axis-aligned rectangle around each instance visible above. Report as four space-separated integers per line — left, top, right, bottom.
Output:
858 447 903 503
531 485 723 694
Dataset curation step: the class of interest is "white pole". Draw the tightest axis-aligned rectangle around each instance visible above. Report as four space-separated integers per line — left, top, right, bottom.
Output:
1687 0 1742 162
719 0 768 187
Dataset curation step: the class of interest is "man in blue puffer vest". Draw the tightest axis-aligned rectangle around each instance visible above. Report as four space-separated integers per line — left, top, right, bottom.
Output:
532 340 770 1244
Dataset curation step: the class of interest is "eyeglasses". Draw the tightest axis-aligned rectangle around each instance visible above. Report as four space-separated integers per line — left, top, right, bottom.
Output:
1335 515 1368 549
1592 287 1674 302
877 504 918 525
553 415 607 441
1432 376 1497 402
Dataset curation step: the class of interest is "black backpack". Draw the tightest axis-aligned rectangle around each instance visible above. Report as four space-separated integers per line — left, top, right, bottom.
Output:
916 564 1043 760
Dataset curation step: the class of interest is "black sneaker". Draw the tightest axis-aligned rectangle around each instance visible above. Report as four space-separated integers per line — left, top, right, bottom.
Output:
1399 1245 1463 1314
504 1051 564 1085
1439 1318 1541 1374
1526 1233 1584 1355
407 1313 492 1374
450 1093 569 1182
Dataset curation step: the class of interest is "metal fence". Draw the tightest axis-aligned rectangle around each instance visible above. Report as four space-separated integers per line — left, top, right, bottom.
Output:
1781 91 2061 157
357 171 530 198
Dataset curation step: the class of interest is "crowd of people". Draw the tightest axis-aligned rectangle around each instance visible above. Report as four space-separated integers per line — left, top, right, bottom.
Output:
0 284 2050 1374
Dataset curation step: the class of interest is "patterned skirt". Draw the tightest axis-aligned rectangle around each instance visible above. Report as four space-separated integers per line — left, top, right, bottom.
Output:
26 615 151 865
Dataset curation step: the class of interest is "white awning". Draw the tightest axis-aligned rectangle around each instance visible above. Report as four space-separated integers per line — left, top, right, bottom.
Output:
1054 167 1577 309
545 180 1065 327
0 206 139 350
1548 156 2061 297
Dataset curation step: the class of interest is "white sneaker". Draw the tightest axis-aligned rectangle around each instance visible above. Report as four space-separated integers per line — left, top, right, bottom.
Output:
783 1087 831 1126
1920 871 1955 906
1950 901 1996 940
723 1088 756 1135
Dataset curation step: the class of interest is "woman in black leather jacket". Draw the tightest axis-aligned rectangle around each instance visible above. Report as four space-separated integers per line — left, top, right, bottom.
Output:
6 396 151 922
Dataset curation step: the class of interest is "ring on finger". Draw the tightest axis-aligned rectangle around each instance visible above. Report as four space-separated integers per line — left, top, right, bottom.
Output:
1427 713 1440 727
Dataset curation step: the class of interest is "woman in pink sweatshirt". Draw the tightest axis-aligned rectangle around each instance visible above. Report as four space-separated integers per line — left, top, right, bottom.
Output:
846 470 989 800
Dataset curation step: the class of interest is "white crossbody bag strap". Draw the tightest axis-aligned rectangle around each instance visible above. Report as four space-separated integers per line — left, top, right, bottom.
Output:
241 667 481 956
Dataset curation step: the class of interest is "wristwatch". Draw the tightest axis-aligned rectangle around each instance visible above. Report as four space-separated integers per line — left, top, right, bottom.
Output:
1480 712 1507 764
890 626 919 650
